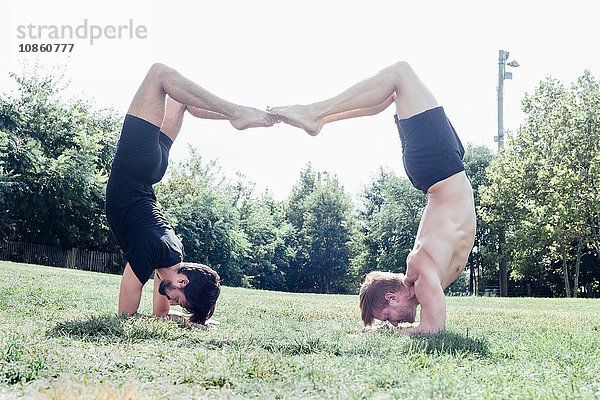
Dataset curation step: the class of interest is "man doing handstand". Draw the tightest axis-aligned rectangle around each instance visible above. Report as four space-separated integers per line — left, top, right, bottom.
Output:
106 63 277 325
269 61 476 334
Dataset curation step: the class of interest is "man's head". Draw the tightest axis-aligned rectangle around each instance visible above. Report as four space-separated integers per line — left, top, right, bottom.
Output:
158 262 221 324
359 271 417 327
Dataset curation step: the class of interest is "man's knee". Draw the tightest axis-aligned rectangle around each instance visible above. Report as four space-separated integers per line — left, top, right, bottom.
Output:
378 61 416 92
391 61 413 74
145 63 175 84
138 63 181 100
387 61 417 83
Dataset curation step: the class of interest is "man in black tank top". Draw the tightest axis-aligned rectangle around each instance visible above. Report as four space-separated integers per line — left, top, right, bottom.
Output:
107 63 278 325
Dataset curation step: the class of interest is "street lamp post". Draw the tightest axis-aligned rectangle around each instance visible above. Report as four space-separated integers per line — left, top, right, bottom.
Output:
495 49 519 297
496 50 519 151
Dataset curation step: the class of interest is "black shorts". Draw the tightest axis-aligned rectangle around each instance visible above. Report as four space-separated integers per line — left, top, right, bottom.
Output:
110 114 173 184
394 106 465 194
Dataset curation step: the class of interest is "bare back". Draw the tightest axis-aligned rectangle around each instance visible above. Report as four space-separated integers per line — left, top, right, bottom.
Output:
408 171 476 288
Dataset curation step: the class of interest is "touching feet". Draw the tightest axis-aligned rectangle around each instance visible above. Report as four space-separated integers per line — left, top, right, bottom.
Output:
185 101 330 134
229 106 279 130
267 105 323 136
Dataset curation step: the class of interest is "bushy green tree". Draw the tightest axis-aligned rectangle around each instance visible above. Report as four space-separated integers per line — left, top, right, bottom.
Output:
155 149 248 286
357 168 425 275
283 164 316 291
285 165 357 293
481 72 600 297
302 176 356 293
0 70 120 250
238 192 293 291
463 145 495 294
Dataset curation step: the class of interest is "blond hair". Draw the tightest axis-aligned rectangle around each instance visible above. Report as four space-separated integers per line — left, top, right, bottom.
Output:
359 271 405 326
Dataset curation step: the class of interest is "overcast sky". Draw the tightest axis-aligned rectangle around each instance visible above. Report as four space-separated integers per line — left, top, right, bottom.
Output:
3 0 598 200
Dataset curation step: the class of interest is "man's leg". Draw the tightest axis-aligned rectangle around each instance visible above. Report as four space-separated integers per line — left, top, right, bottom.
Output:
159 97 187 142
127 63 277 130
269 61 438 135
186 106 229 121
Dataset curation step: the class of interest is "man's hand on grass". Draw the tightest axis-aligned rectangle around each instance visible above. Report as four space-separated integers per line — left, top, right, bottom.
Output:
165 310 219 329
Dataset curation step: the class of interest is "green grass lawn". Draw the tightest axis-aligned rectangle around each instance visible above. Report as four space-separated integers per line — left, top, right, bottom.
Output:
0 261 599 399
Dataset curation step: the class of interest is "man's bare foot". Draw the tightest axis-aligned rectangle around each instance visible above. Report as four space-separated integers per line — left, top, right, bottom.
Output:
267 105 323 136
230 106 278 130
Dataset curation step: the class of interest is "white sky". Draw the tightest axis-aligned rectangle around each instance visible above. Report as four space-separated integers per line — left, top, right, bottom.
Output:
2 0 598 200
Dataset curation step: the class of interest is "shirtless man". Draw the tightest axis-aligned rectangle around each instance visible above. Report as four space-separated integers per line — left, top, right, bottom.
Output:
106 63 277 325
268 61 476 334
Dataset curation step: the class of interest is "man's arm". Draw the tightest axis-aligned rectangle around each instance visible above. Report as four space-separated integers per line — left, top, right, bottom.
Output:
152 274 171 317
152 274 197 320
118 263 143 316
401 272 446 334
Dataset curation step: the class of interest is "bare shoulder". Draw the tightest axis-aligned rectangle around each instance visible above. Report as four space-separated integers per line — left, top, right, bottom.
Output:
406 243 445 283
413 267 444 293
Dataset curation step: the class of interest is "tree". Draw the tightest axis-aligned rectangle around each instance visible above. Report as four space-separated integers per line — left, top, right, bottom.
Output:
237 191 293 291
463 145 495 294
283 164 316 291
481 72 600 297
301 175 356 293
155 149 248 286
0 127 17 238
285 165 357 293
358 168 425 275
0 69 120 250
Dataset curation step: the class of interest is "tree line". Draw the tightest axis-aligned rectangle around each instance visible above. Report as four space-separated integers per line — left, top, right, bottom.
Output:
1 70 598 297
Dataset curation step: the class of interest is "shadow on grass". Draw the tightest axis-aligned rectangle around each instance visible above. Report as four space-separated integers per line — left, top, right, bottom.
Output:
264 335 339 356
200 331 489 358
192 335 341 356
408 331 489 357
49 315 125 340
48 314 193 342
196 328 491 357
200 336 341 356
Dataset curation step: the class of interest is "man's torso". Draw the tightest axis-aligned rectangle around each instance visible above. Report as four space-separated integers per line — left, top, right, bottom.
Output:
408 171 476 289
106 173 183 284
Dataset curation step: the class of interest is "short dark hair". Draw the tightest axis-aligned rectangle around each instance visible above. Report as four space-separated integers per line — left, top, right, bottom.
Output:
178 263 221 324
